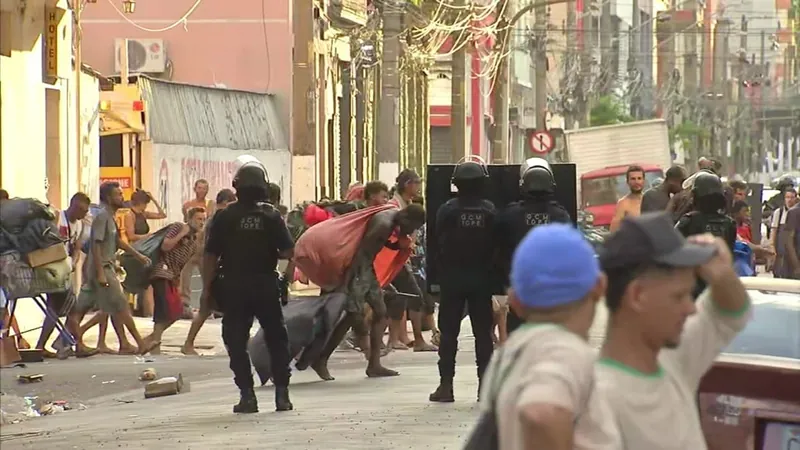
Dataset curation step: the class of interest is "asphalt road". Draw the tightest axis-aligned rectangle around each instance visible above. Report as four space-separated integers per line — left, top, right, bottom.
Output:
0 337 479 449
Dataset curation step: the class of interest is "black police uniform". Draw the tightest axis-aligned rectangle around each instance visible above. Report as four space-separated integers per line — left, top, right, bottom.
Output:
430 161 496 403
205 164 294 413
496 159 572 334
675 172 736 296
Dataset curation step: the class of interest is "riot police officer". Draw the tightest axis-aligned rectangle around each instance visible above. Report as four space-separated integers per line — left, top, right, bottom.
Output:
496 158 572 334
676 171 736 296
429 159 496 403
202 161 294 413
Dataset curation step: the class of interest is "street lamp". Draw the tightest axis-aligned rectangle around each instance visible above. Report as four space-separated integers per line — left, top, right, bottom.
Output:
122 0 136 14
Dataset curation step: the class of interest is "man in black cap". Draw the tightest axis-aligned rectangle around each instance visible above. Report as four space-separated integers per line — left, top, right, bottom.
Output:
495 157 572 335
595 212 750 449
201 161 294 413
429 160 497 403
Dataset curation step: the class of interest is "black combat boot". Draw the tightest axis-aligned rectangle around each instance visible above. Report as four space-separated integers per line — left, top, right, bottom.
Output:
275 386 294 412
233 388 259 414
429 380 455 403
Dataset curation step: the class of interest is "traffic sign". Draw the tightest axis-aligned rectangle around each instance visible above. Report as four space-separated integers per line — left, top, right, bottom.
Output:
529 130 554 155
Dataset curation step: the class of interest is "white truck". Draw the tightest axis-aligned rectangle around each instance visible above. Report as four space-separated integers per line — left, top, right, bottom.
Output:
562 119 675 227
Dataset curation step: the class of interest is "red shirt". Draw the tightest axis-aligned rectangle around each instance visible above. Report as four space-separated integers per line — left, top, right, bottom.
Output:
737 223 752 243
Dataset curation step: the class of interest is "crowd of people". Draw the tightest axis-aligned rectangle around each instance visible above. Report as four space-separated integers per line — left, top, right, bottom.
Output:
1 154 798 447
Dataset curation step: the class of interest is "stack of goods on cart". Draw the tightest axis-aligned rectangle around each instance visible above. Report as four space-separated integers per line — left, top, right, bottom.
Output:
0 198 69 299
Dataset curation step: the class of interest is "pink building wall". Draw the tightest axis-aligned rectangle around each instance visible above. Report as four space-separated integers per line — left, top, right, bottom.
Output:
80 0 292 130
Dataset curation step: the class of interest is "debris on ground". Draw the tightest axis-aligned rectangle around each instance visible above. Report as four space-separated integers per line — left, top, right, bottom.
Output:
144 373 189 399
139 368 157 381
17 373 44 384
101 380 116 385
0 393 84 426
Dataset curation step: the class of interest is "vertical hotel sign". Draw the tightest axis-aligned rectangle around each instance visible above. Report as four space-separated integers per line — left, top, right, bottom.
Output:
46 8 59 79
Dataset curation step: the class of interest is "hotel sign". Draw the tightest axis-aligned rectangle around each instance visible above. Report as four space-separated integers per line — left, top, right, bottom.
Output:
45 8 59 79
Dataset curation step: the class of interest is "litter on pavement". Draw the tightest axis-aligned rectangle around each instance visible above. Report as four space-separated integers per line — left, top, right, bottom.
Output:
144 373 188 399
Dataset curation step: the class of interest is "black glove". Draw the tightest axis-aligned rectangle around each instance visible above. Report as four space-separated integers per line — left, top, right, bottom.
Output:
278 275 289 306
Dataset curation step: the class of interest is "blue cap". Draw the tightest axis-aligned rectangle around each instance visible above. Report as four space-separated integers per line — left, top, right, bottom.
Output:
511 224 601 309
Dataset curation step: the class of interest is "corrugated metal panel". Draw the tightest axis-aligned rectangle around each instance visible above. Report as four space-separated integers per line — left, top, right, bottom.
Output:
430 126 451 164
138 76 287 151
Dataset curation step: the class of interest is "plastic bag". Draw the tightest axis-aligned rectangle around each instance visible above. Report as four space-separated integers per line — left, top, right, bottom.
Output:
120 225 172 294
0 198 56 234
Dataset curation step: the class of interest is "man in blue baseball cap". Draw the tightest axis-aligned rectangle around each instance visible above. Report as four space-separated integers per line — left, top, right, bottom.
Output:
476 224 619 449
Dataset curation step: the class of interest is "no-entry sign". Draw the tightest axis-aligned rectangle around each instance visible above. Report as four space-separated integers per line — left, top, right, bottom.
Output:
529 130 554 155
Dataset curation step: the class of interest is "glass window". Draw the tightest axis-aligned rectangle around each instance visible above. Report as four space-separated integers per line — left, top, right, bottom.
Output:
722 289 800 360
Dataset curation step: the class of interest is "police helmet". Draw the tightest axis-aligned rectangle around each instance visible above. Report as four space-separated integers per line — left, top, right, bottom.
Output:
519 157 555 193
692 172 724 198
233 161 269 190
774 175 796 192
451 156 489 183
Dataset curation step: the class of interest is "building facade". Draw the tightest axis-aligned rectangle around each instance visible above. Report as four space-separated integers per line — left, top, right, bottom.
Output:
1 0 101 207
78 0 292 135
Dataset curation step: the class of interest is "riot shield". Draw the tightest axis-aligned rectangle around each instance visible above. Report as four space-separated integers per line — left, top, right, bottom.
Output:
425 163 578 294
747 183 763 244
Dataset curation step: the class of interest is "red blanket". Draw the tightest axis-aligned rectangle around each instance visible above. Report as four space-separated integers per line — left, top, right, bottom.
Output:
294 204 411 290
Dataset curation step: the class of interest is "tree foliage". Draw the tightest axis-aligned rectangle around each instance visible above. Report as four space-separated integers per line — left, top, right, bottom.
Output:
669 120 709 154
589 95 634 126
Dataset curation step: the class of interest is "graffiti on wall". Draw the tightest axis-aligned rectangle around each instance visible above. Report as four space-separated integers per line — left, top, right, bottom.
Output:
153 144 292 223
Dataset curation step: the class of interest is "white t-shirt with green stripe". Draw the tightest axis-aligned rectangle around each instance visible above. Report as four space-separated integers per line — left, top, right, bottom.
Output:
594 290 751 450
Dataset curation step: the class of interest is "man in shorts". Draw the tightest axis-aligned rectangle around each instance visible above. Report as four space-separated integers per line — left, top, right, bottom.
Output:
35 192 93 358
74 182 156 355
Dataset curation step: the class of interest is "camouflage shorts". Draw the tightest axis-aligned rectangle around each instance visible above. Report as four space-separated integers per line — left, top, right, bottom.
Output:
345 258 386 319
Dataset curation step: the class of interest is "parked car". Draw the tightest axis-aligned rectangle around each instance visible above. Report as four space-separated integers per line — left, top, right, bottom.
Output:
698 277 800 450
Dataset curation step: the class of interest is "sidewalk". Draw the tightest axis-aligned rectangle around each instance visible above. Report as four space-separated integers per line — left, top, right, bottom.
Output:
9 299 226 356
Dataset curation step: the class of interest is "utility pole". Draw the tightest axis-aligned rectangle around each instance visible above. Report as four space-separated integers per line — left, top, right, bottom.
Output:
564 0 576 129
491 0 511 164
760 30 769 167
628 0 640 119
533 0 548 131
74 2 84 192
451 1 468 162
737 16 749 174
599 0 613 94
719 20 731 172
578 4 594 127
379 2 403 180
491 0 570 160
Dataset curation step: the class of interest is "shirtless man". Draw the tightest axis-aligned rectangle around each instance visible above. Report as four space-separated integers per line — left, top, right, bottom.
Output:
610 165 645 232
312 204 427 380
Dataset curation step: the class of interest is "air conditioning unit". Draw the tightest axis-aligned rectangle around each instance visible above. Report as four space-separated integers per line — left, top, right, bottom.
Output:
114 38 166 74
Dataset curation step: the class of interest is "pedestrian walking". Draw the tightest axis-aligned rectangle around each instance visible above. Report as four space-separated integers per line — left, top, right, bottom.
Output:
182 188 236 355
201 162 294 413
142 207 206 354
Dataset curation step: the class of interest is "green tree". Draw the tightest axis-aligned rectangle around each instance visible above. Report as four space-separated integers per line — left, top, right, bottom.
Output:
670 120 709 157
589 95 634 126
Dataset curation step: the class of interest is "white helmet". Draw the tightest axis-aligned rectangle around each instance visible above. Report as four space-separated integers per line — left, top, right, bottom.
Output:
233 155 268 180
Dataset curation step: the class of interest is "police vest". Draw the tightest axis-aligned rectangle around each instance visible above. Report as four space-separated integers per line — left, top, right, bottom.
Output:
682 212 735 249
440 202 494 269
221 202 282 275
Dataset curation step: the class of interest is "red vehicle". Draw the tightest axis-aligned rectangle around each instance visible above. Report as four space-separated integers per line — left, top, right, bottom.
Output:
581 164 664 227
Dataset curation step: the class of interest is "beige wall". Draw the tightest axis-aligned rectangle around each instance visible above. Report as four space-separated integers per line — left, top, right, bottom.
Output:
0 0 100 206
